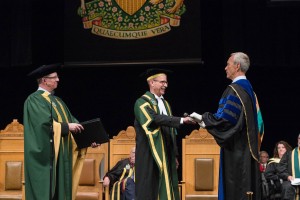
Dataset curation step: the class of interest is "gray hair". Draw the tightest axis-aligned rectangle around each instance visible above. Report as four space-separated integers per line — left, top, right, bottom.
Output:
231 52 250 73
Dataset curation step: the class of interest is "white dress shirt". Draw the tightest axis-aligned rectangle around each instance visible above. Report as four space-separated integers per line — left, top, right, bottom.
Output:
154 94 168 115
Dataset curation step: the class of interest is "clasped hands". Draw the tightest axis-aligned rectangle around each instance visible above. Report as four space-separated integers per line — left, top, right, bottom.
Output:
189 112 206 128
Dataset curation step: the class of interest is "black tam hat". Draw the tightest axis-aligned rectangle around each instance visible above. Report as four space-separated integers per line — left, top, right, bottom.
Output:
27 63 62 79
140 68 173 81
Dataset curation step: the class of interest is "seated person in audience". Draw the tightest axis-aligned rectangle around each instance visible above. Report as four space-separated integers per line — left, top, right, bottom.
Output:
103 147 135 200
259 151 270 172
277 134 300 200
265 141 292 195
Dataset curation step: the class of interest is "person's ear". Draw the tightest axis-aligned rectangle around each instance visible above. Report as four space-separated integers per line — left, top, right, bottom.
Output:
236 63 241 71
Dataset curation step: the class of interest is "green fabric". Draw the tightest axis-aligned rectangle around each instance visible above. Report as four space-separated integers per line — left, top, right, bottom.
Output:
24 90 77 200
134 91 179 200
293 148 300 178
255 94 264 149
257 109 264 139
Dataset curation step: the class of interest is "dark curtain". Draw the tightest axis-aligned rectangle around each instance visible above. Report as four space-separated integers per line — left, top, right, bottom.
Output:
0 0 32 67
0 1 12 67
11 0 32 67
222 0 300 67
31 0 64 65
1 0 64 68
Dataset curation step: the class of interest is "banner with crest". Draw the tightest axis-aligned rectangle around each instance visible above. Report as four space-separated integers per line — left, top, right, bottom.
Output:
64 0 202 65
77 0 186 39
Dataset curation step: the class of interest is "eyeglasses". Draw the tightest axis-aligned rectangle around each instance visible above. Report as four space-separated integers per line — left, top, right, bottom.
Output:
153 80 168 85
44 75 59 79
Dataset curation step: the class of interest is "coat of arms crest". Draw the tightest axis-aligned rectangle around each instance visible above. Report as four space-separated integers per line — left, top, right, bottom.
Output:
78 0 186 39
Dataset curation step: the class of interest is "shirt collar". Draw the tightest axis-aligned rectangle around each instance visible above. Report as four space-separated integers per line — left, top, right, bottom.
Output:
38 87 50 93
153 93 164 100
232 75 247 83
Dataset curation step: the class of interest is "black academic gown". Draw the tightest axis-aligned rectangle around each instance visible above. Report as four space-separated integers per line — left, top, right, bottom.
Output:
105 159 131 192
264 158 282 194
277 151 297 200
278 151 293 180
265 160 280 183
202 81 261 200
104 158 135 200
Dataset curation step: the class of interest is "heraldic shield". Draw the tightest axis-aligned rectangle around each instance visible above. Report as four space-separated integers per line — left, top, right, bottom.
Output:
115 0 147 15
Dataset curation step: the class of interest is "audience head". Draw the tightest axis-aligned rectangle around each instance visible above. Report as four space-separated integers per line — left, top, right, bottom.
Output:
259 151 269 164
273 140 292 159
298 133 300 148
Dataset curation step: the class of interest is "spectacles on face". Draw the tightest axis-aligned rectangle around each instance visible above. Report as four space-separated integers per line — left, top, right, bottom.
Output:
153 80 168 85
44 75 59 79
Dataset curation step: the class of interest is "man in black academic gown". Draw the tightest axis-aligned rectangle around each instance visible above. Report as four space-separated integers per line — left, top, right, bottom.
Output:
190 52 263 200
103 147 136 200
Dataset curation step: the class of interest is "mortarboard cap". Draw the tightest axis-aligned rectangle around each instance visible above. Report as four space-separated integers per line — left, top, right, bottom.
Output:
27 63 62 79
140 68 173 81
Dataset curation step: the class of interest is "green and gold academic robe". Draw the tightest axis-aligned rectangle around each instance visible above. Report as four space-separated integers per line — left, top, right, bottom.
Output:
23 90 86 200
134 91 180 200
202 79 261 200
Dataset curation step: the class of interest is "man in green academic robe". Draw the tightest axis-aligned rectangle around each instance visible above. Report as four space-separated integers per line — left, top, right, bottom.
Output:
23 64 99 200
134 68 194 200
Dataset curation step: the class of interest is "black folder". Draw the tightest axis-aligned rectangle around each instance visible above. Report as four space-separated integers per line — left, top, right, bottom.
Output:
72 118 109 149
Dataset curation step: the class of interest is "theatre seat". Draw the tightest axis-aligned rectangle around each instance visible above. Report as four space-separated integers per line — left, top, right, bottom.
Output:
75 143 108 200
76 159 98 200
181 128 220 200
0 120 24 200
184 157 218 200
76 192 99 200
0 161 23 200
105 126 136 200
185 195 218 200
195 158 214 191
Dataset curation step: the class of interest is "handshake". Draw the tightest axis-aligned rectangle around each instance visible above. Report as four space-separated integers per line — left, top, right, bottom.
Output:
184 112 206 128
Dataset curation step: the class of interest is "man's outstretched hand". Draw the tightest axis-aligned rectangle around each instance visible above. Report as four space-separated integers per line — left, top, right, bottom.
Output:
190 112 206 128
